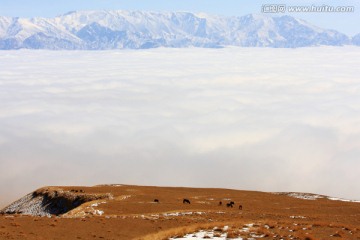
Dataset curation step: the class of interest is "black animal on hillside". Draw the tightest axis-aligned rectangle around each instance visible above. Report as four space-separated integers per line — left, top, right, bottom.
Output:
218 201 222 206
239 205 242 210
154 199 159 203
226 202 234 208
183 199 191 204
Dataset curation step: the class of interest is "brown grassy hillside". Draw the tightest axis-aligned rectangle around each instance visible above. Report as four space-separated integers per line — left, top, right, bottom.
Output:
1 184 359 239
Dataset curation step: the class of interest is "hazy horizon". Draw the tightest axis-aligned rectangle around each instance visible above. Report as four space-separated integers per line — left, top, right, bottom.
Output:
1 46 360 207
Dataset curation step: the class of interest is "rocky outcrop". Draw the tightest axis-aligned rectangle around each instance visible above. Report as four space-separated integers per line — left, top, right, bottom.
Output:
0 187 112 217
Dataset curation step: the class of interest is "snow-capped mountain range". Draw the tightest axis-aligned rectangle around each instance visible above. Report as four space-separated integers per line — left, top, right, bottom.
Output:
0 10 358 50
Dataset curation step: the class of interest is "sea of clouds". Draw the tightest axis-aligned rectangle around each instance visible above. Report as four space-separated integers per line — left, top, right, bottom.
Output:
1 47 360 206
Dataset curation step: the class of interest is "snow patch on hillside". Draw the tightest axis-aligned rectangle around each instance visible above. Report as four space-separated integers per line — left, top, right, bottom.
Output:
275 192 360 202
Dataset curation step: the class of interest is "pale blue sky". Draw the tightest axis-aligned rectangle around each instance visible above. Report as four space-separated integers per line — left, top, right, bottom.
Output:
0 0 359 35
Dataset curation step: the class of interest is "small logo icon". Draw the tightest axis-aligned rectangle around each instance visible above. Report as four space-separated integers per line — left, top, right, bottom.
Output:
262 4 286 13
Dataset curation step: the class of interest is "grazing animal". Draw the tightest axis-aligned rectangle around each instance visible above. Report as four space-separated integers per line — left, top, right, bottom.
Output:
154 199 159 203
239 205 242 210
226 202 235 208
218 201 222 206
183 199 191 204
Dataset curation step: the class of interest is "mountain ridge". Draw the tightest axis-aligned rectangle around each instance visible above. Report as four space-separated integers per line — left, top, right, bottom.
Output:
0 10 356 50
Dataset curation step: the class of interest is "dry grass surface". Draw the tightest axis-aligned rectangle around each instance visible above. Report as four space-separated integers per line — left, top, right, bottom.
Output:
0 184 359 239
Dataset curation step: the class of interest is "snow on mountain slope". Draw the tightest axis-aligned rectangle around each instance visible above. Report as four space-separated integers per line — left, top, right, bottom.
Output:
0 16 83 49
0 10 353 50
353 33 360 46
0 16 13 38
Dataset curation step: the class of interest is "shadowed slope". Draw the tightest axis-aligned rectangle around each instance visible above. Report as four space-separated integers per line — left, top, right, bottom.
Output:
0 187 111 216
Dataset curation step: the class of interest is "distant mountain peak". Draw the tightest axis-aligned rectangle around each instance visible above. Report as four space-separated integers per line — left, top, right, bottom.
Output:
0 10 354 50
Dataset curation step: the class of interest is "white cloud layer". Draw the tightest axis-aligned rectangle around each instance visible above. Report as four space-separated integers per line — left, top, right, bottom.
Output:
1 47 360 206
